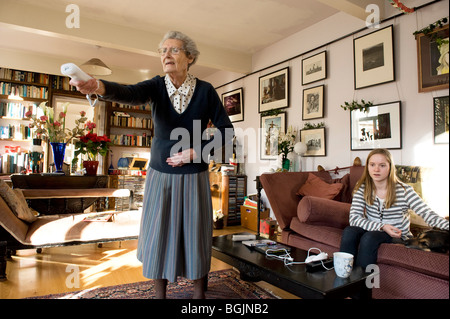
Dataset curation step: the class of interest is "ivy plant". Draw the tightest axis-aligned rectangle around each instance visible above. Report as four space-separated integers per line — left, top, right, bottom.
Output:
340 99 373 112
413 17 449 49
303 122 325 130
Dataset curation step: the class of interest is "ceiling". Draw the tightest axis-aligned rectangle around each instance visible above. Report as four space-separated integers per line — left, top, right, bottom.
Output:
0 0 428 82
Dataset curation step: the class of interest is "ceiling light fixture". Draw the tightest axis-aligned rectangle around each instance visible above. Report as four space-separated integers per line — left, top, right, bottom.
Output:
80 58 112 76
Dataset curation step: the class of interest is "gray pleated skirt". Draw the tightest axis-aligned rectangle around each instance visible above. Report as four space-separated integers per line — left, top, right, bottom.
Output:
136 168 213 282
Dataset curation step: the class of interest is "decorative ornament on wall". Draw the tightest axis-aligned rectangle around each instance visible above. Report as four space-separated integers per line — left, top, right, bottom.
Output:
387 0 415 14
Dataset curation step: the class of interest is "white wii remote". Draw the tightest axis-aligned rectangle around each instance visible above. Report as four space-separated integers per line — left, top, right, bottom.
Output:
61 63 92 82
61 63 98 106
232 234 256 241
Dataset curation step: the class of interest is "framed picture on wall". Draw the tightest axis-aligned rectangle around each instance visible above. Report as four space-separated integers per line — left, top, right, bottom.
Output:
353 25 395 89
416 25 449 93
302 51 327 85
260 112 286 160
222 88 244 122
302 85 324 120
300 127 326 157
434 96 449 144
350 101 402 150
259 67 289 113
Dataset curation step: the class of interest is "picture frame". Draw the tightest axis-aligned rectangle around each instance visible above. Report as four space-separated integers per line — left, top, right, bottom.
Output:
129 157 149 170
350 101 402 150
222 88 244 122
259 67 289 113
416 25 449 93
300 127 326 157
302 51 327 85
302 85 324 120
434 96 449 144
260 112 286 160
353 25 395 89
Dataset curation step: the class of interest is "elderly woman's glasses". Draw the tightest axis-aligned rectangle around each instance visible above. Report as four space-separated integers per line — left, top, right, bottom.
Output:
158 47 185 56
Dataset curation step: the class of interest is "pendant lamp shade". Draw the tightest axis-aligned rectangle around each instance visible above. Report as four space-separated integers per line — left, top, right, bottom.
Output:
80 58 112 76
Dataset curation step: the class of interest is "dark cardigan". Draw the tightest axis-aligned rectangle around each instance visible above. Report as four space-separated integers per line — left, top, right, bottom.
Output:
101 76 234 174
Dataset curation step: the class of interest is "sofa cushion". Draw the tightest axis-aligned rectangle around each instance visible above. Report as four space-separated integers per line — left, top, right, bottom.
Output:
332 173 351 203
297 196 350 229
296 173 344 200
260 171 333 230
0 180 37 223
0 197 29 243
290 217 343 249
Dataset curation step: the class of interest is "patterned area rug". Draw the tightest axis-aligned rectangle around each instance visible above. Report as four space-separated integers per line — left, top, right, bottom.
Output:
29 269 280 299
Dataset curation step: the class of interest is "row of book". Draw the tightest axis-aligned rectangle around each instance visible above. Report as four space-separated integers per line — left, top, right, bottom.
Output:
51 75 77 91
0 101 37 119
110 112 152 129
0 82 48 99
0 67 50 85
0 152 29 174
0 124 33 140
110 134 152 147
112 102 151 111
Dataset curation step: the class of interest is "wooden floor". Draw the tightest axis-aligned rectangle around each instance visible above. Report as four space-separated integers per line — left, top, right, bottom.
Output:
0 226 298 299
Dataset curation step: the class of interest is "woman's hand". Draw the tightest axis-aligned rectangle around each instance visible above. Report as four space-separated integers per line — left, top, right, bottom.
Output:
382 224 402 238
69 78 105 95
166 149 198 167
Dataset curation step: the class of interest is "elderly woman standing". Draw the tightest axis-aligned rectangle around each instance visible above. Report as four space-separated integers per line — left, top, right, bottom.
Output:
71 31 234 299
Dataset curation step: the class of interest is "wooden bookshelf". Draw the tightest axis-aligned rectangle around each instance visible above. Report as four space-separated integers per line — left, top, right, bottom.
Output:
0 67 88 174
104 102 153 174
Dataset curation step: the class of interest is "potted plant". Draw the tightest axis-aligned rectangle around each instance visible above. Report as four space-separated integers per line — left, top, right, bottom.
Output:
213 210 225 229
25 102 73 174
72 112 112 175
278 126 297 171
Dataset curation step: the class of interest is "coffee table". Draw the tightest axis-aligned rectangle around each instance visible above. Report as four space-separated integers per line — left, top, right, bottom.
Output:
212 234 372 299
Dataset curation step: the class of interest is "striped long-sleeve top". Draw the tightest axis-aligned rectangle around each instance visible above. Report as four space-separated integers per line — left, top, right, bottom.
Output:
349 182 449 239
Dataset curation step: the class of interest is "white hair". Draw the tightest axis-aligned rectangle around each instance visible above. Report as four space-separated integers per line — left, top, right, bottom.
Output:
160 31 200 69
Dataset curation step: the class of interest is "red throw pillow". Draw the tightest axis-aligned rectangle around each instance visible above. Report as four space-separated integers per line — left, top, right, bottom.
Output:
296 173 344 200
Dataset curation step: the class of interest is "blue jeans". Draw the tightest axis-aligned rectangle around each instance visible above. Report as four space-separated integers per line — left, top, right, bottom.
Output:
339 226 393 268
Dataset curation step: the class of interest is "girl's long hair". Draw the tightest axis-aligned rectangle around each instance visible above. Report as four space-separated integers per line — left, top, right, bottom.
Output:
353 148 399 208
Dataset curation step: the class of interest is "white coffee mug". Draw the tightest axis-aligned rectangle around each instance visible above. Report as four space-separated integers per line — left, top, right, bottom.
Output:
333 252 354 278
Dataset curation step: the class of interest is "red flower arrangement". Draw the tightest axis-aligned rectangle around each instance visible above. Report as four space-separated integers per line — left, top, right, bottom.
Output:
73 112 112 162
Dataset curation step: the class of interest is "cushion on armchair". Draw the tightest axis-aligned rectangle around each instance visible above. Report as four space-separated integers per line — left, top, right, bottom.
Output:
0 180 37 223
297 195 351 229
296 173 344 200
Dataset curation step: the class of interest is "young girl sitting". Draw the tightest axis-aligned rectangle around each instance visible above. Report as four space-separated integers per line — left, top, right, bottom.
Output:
339 148 449 268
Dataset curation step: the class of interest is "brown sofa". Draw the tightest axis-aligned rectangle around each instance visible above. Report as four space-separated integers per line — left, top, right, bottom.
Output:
260 167 449 299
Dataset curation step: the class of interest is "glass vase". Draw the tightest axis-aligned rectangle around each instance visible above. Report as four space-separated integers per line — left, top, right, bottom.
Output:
50 142 66 175
282 158 290 171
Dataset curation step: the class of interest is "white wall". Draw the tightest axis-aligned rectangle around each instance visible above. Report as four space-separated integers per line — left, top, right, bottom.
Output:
206 1 449 216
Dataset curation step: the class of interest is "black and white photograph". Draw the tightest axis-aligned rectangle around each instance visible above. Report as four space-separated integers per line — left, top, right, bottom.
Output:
354 25 394 89
300 127 326 157
302 85 324 120
350 101 402 150
302 51 327 85
259 68 289 112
